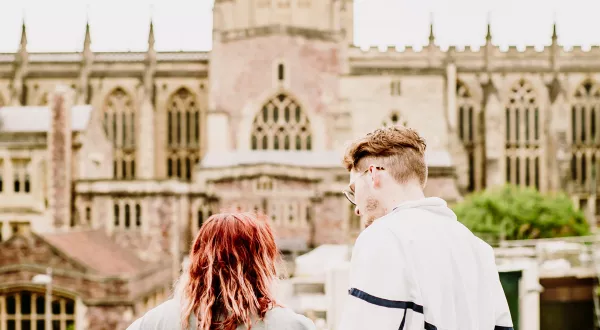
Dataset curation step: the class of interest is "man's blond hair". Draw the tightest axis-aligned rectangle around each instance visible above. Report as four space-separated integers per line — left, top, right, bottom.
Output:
342 125 428 187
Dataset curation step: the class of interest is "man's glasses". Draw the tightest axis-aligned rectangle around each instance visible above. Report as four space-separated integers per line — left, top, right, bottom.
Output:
342 166 385 206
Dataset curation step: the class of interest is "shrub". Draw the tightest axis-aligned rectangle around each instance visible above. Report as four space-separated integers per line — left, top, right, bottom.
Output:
452 185 591 241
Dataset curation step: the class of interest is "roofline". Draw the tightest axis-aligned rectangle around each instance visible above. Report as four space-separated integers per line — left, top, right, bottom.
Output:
0 50 210 64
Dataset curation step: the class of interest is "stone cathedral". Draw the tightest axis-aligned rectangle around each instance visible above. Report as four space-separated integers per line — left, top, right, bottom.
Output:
0 0 597 328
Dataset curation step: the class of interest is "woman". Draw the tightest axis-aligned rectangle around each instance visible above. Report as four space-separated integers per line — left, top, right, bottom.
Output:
127 212 315 330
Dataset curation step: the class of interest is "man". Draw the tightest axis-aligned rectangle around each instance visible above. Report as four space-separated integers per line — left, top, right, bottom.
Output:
338 125 513 330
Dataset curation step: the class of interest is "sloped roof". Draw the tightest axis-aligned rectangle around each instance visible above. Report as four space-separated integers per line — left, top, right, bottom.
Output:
41 230 148 277
201 150 453 169
0 105 92 133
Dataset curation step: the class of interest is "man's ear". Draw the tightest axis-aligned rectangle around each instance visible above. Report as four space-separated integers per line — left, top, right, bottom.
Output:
370 168 382 189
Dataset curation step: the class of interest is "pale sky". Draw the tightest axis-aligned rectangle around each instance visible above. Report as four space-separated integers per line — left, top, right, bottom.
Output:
0 0 599 52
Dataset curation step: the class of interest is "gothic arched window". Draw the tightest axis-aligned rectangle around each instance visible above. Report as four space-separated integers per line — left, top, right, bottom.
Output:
571 80 600 190
166 88 200 180
457 81 484 192
505 79 541 190
251 93 312 151
103 88 136 179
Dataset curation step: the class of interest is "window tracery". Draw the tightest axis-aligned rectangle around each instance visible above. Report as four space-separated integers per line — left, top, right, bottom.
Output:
505 79 541 189
457 81 484 192
571 80 600 191
166 88 200 181
103 88 136 179
251 93 312 151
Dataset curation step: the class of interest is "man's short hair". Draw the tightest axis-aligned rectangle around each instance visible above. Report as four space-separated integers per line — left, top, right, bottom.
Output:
342 125 428 187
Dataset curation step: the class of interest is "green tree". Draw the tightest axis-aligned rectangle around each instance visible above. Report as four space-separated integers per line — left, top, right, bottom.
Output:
452 185 591 241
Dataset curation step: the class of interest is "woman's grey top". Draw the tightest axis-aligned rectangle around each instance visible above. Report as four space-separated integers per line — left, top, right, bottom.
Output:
126 299 316 330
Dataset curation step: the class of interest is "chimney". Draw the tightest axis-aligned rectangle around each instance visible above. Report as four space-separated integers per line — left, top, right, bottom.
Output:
47 86 73 231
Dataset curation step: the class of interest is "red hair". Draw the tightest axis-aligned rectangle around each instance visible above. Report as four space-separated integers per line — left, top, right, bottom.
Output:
181 212 279 330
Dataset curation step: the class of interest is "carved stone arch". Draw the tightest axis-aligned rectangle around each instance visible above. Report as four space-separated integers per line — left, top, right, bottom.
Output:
250 92 313 151
163 82 202 100
566 75 594 99
506 76 550 113
572 79 600 99
101 84 138 105
165 87 201 180
507 78 538 104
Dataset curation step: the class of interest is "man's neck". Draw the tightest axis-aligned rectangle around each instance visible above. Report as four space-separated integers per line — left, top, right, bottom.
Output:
381 184 425 214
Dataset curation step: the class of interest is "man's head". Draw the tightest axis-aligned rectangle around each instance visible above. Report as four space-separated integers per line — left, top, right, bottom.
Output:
342 125 427 227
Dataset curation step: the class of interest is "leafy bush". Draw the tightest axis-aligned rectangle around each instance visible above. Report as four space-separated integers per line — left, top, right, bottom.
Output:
452 185 591 241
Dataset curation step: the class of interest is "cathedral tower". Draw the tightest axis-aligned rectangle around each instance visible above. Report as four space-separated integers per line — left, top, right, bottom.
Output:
207 0 354 153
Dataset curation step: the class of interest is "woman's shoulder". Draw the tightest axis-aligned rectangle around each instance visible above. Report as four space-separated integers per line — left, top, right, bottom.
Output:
126 299 182 330
261 307 316 330
127 300 316 330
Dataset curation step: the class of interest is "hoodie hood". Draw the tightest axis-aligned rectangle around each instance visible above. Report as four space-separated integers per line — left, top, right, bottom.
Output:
392 197 456 219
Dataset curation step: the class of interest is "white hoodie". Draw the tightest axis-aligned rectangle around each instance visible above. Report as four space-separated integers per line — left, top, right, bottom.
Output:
338 197 513 330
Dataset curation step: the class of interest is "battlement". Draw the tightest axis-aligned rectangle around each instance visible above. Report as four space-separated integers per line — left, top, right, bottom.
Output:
350 42 600 56
347 40 600 73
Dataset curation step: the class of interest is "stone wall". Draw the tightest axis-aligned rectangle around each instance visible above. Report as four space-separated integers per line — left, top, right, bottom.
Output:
85 305 134 330
312 194 348 245
209 34 340 151
76 104 113 180
209 175 352 249
341 74 449 155
0 232 173 330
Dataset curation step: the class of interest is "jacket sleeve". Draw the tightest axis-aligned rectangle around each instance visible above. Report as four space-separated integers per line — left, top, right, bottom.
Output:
491 265 514 329
338 226 423 330
125 317 143 330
